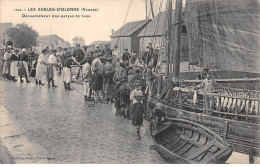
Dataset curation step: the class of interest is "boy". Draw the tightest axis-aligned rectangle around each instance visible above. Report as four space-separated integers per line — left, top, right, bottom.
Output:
132 95 145 140
151 102 166 128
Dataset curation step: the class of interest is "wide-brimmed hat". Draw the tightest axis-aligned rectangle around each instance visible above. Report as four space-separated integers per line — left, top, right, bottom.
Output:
128 69 135 75
156 101 164 107
100 56 107 60
134 95 145 101
42 49 47 53
86 55 93 60
124 48 128 51
147 63 153 68
106 55 113 61
133 80 141 87
119 62 125 67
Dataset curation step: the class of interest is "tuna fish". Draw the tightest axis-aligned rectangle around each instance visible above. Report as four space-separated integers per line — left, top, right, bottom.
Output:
193 91 198 105
249 101 255 114
227 97 233 108
221 96 225 107
255 101 259 115
245 100 250 113
223 97 229 108
240 99 246 111
232 98 237 109
215 96 220 108
236 98 242 109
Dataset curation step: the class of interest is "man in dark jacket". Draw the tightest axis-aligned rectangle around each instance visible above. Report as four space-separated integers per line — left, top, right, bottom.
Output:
73 44 85 79
122 49 130 64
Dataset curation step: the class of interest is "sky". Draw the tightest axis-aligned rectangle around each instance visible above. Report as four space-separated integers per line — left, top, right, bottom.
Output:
0 0 181 45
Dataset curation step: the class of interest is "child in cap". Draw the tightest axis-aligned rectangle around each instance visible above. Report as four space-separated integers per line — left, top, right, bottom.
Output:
151 101 166 128
130 80 143 104
132 95 145 140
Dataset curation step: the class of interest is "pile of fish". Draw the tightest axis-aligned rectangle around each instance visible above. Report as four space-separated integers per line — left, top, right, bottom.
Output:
174 87 259 116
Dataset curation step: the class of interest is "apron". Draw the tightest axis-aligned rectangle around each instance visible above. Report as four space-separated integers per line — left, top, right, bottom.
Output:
10 61 18 76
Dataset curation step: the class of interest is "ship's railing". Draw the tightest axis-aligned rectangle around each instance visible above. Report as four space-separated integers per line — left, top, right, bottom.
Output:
171 87 260 123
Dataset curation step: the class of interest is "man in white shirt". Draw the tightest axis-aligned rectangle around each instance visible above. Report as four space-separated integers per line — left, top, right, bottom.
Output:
112 45 120 65
47 49 58 88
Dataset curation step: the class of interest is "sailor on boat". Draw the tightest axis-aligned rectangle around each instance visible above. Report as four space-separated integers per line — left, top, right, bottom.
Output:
194 72 219 113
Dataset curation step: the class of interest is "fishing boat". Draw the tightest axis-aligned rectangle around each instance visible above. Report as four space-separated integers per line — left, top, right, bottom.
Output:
145 0 260 163
150 118 233 163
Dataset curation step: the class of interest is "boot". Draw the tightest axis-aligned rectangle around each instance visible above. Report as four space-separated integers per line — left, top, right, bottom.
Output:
126 110 131 120
6 75 10 80
20 77 24 83
35 79 38 85
47 79 51 88
52 79 57 87
64 82 67 90
67 83 73 90
25 74 30 83
137 130 141 140
39 80 44 85
11 76 17 81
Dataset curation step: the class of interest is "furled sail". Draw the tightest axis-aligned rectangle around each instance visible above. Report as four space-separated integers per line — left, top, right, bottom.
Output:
185 0 260 73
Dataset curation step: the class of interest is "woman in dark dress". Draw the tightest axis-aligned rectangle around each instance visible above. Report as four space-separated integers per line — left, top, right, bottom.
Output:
132 95 145 140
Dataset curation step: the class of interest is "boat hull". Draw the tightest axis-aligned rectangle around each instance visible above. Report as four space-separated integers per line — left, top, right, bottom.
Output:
150 118 233 164
147 100 260 157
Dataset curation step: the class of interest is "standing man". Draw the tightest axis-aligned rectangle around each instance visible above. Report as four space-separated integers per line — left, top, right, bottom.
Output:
47 49 58 88
63 50 74 90
18 48 30 83
56 47 63 73
112 45 120 65
130 49 137 65
82 54 93 100
28 47 35 72
95 45 102 53
2 45 12 80
103 44 112 57
117 78 131 119
73 44 85 79
103 55 115 103
152 45 160 72
91 53 104 103
122 49 130 65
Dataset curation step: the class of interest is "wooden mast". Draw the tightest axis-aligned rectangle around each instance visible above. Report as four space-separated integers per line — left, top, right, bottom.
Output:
150 0 155 19
145 0 148 19
166 0 172 77
172 0 182 82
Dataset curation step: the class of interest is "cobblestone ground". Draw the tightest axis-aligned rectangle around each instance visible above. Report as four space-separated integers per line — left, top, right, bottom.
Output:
0 74 166 164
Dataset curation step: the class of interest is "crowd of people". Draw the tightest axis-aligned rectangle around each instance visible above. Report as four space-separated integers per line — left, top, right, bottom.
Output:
1 42 165 140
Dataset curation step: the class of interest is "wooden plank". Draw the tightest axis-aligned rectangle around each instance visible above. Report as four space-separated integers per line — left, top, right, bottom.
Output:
183 78 260 83
188 140 216 160
171 140 188 153
204 147 230 163
180 135 204 147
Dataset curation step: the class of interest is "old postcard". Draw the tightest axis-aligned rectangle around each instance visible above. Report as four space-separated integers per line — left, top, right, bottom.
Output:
0 0 259 164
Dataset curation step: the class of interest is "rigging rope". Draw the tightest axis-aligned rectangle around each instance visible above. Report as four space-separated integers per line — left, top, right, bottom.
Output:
115 0 134 47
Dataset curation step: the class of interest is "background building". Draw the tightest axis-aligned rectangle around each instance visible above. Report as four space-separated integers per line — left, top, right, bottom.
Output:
35 34 71 53
138 10 188 62
88 41 111 51
110 19 151 55
72 36 86 47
